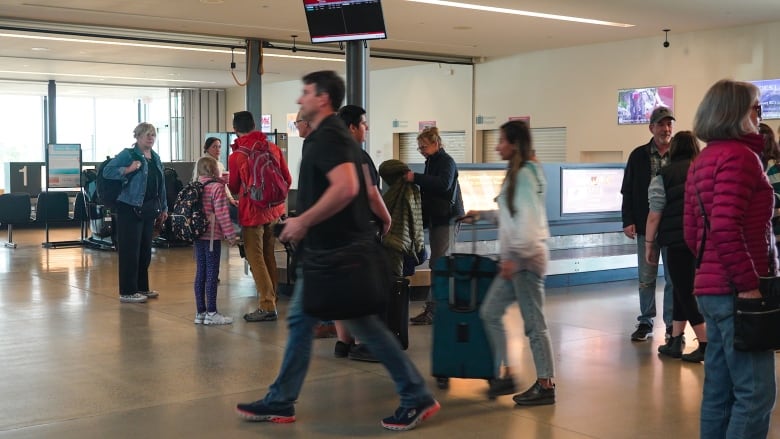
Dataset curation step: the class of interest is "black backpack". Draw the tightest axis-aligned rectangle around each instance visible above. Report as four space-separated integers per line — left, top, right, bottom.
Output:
163 167 184 207
96 148 138 209
96 155 122 209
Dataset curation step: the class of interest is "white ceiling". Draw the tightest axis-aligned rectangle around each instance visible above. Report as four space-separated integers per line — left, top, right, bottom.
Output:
2 0 780 89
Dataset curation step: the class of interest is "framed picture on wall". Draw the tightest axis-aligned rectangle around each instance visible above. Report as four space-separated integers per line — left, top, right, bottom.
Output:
750 79 780 120
617 86 674 125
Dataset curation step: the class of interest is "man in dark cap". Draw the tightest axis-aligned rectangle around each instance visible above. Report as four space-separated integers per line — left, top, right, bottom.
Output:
621 106 676 342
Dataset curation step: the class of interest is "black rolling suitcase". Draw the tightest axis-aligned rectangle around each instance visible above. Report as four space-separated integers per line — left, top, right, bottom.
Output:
430 219 497 389
384 276 410 350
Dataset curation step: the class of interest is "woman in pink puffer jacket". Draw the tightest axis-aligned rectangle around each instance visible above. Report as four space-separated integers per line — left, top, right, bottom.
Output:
683 79 776 439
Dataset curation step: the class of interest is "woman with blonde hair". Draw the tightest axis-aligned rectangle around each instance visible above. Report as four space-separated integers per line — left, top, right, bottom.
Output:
684 79 775 438
405 126 464 324
102 122 168 303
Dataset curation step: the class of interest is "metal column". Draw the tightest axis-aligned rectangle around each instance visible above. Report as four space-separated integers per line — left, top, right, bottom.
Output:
345 41 368 109
47 80 56 145
246 39 263 127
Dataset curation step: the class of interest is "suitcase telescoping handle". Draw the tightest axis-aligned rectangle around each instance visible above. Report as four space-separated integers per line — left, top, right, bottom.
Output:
448 214 479 256
447 215 484 312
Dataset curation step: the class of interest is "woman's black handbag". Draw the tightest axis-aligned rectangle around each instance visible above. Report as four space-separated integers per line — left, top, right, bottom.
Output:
733 276 780 352
301 237 390 320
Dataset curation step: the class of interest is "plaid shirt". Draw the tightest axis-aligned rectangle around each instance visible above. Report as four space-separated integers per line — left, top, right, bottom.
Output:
649 141 670 177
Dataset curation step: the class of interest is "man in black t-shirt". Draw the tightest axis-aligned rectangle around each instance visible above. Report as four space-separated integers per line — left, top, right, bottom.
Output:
236 71 439 432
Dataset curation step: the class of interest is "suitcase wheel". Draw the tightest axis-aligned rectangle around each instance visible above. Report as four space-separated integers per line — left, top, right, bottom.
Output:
436 377 450 389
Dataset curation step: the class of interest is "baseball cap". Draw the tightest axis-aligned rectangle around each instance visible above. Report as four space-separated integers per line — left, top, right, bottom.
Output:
650 107 675 124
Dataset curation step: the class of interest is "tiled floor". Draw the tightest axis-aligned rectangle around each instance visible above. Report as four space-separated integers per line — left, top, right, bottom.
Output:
0 228 777 438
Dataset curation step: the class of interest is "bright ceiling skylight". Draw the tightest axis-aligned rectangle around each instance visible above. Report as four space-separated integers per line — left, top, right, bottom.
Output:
406 0 634 28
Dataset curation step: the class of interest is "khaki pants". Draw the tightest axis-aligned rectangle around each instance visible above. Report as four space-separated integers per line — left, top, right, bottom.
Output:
243 222 278 311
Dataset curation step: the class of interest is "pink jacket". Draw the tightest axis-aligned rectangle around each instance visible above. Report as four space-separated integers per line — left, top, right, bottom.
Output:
198 176 236 241
683 134 775 295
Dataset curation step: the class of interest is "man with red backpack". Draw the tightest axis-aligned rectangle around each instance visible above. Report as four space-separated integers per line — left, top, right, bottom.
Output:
228 110 293 322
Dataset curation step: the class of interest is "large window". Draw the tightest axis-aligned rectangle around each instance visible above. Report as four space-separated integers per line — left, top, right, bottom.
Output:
56 84 169 163
0 81 171 188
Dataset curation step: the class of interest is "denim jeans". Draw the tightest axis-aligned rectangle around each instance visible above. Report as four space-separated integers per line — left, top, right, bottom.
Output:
262 268 433 410
696 295 775 439
480 270 554 379
636 237 673 328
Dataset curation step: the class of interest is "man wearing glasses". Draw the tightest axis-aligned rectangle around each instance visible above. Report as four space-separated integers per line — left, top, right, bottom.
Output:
621 106 675 342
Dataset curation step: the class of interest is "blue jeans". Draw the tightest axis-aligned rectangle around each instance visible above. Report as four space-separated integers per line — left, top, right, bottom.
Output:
637 237 673 328
480 270 555 379
696 295 775 439
262 268 433 409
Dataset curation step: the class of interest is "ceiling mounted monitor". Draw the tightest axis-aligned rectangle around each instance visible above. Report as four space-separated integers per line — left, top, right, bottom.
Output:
303 0 388 44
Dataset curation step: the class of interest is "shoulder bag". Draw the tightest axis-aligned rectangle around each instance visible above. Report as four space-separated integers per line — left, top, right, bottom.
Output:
300 158 390 321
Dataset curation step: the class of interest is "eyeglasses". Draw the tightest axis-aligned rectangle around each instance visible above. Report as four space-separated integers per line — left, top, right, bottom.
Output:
295 119 307 126
753 104 763 119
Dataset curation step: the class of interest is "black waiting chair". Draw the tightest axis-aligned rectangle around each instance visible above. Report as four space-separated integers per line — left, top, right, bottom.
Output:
36 191 81 248
0 193 33 248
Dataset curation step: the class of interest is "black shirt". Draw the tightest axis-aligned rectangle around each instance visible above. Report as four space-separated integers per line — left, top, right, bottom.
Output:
297 114 373 250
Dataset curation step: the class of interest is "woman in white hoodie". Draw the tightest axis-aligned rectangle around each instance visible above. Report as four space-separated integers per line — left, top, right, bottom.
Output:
466 120 555 406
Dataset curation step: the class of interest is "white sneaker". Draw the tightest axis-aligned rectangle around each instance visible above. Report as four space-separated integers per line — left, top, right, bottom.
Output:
120 293 148 303
139 290 159 298
204 312 233 325
194 312 206 324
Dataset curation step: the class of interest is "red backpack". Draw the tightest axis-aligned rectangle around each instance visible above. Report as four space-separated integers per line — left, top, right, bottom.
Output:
237 139 288 209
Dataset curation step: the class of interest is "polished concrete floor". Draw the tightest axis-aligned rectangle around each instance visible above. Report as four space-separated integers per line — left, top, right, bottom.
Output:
1 227 779 438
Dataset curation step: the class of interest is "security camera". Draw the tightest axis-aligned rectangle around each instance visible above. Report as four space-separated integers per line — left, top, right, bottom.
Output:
663 41 670 48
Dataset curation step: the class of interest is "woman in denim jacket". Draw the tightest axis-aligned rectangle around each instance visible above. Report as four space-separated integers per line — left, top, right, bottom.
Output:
465 120 555 406
103 122 168 303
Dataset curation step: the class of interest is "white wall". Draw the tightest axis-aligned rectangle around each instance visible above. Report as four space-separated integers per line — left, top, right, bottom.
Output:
226 64 474 188
226 19 780 177
475 21 780 162
370 63 474 164
225 86 245 129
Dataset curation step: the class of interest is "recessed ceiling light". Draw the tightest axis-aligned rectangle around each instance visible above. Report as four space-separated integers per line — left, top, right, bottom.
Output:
31 47 49 51
200 0 224 4
406 0 634 28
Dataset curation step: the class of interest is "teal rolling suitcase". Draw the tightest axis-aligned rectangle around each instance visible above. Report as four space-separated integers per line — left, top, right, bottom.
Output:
430 221 496 388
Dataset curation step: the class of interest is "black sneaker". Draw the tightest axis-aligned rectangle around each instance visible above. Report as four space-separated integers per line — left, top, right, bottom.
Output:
381 399 440 431
334 340 352 358
487 376 517 399
244 309 278 322
681 342 707 363
630 323 653 341
348 344 379 363
658 335 684 358
513 382 555 406
236 400 295 423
